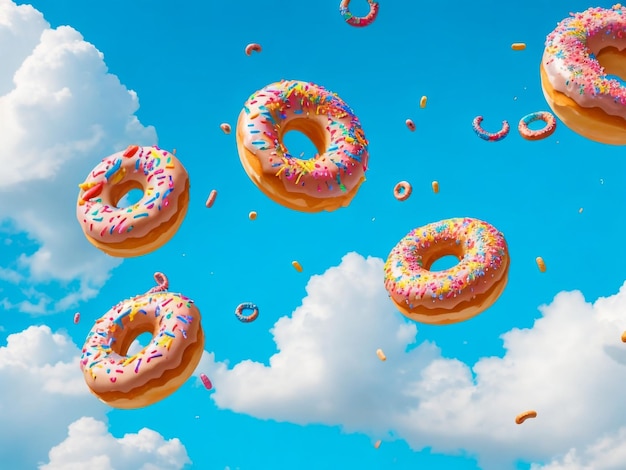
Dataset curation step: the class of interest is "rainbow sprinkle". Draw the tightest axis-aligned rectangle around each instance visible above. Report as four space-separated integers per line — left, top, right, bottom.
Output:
543 4 626 106
240 79 368 197
383 218 508 309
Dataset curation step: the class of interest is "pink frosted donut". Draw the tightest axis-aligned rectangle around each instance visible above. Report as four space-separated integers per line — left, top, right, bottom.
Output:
541 4 626 145
384 218 510 325
236 79 369 212
80 273 204 409
76 145 190 257
340 0 379 27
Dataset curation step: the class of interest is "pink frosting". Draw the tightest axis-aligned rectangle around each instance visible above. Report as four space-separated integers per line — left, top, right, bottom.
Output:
76 145 188 242
384 218 509 311
238 80 368 198
542 4 626 117
80 291 201 394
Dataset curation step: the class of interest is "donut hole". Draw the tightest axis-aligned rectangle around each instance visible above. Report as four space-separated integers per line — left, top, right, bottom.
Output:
428 255 461 272
117 188 144 208
346 0 371 16
596 47 626 84
526 119 549 131
396 185 409 196
281 118 327 160
110 180 144 209
124 331 154 356
114 326 155 357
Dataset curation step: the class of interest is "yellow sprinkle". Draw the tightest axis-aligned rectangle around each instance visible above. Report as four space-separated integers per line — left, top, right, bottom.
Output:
292 261 303 272
420 96 427 108
122 355 138 366
109 168 126 185
432 181 439 193
249 112 260 120
536 257 547 273
376 349 386 361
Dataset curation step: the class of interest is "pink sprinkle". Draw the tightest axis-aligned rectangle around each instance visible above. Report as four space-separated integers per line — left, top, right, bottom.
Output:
200 373 213 390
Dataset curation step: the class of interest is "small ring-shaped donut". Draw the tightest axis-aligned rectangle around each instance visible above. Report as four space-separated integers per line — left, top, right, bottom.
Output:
393 181 412 201
472 116 510 142
518 112 557 141
235 302 259 323
339 0 379 27
148 272 169 293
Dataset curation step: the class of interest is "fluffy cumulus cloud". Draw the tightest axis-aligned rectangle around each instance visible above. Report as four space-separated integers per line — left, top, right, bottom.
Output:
0 325 108 467
197 252 626 470
0 325 191 469
0 0 156 313
40 417 191 470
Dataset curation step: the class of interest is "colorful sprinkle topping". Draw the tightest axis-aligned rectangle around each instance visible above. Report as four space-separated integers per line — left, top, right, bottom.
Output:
543 4 626 105
384 218 508 308
240 79 368 196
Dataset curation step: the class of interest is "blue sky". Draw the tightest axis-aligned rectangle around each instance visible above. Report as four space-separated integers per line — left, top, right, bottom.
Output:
1 0 626 468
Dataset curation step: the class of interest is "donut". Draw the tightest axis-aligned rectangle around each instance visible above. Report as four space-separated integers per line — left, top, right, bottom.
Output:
383 218 509 325
472 116 510 142
235 302 259 323
393 181 412 201
76 145 190 257
339 0 379 27
79 273 204 409
518 112 557 141
235 79 369 212
540 5 626 145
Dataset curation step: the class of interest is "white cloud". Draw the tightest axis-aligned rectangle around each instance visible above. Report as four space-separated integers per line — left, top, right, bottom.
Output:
199 252 626 470
41 417 191 470
0 325 108 468
0 0 157 313
530 427 626 470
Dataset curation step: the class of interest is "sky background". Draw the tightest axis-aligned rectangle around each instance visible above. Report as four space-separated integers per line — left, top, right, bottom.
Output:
1 0 626 469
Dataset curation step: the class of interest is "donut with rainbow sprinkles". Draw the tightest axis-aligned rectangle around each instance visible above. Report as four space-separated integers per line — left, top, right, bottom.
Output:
80 273 204 409
76 145 190 257
541 4 626 145
383 218 510 325
236 79 369 212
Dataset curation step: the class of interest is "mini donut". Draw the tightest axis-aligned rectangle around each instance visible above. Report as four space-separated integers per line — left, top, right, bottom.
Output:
339 0 379 27
235 302 259 323
518 112 557 141
383 218 510 325
393 181 412 201
80 273 204 409
236 79 369 212
76 145 190 257
541 5 626 145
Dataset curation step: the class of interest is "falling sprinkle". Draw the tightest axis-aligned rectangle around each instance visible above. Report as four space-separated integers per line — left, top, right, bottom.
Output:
536 257 547 272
